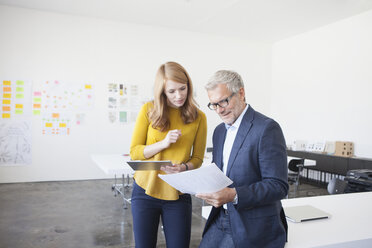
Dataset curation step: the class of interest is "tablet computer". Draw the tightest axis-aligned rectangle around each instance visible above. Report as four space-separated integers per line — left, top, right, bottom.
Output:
285 205 330 223
126 160 173 170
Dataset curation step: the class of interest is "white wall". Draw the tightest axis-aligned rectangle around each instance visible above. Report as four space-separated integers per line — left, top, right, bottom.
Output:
0 5 272 183
271 10 372 158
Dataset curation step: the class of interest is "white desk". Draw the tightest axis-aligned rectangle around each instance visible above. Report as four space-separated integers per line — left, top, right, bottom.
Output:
91 154 134 209
283 192 372 247
201 192 372 248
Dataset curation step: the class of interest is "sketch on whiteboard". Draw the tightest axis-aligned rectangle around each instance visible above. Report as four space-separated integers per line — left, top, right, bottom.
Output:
107 83 149 124
0 121 32 165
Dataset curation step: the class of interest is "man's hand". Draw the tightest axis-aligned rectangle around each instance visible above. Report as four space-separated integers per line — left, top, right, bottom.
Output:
196 187 237 208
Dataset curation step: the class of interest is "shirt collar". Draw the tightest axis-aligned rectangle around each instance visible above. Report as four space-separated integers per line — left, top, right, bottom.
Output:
225 104 249 130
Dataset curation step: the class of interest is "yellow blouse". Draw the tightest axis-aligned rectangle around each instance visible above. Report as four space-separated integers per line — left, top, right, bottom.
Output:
130 102 207 200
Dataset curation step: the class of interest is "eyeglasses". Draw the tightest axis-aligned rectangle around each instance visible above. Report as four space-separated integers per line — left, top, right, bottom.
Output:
207 93 236 110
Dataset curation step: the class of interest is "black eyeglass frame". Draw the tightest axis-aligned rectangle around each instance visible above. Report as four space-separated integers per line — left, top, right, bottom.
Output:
207 92 236 110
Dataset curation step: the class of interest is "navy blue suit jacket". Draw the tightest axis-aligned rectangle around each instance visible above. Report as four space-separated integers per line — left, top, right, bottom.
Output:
203 105 288 248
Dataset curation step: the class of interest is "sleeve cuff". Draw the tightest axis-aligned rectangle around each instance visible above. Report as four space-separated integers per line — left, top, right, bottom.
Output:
233 193 238 205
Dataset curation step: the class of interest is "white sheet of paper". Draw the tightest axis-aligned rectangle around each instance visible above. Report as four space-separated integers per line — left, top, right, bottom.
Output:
158 163 233 194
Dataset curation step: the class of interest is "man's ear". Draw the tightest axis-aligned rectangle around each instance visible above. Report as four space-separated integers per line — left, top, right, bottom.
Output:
239 87 245 101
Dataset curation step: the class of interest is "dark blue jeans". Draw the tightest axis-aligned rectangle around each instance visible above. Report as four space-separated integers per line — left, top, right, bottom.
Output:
131 181 192 248
199 209 235 248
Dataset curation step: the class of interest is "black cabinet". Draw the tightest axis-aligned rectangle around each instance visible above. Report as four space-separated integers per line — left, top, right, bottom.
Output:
287 150 372 176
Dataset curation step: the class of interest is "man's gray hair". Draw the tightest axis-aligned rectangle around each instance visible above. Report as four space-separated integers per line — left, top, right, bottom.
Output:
205 70 244 93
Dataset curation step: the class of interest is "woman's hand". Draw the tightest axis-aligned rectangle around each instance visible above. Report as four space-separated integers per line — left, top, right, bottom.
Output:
160 163 186 174
161 129 181 149
143 129 181 159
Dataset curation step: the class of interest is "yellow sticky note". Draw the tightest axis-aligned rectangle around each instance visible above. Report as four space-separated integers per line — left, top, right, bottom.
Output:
16 94 24 99
52 113 59 118
33 110 41 115
3 81 11 85
16 87 24 92
3 93 11 98
2 99 11 104
16 80 24 85
15 104 23 109
59 123 66 128
2 106 11 111
85 84 92 89
3 87 11 92
2 113 10 118
15 109 23 114
45 123 53 127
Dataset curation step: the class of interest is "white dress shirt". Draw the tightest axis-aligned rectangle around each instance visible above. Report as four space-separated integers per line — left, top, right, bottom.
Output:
222 104 248 208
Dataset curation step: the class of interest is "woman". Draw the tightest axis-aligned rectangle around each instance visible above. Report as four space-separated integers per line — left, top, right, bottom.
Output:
130 61 207 248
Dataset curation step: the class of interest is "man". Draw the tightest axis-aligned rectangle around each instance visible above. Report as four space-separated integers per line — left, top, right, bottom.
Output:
196 70 288 248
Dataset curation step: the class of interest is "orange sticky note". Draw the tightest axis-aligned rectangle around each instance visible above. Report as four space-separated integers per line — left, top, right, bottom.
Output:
52 113 59 118
2 113 10 118
33 103 41 109
2 106 11 111
15 104 23 109
3 87 11 92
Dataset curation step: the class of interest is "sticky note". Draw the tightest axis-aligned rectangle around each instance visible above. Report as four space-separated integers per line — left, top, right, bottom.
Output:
2 99 11 104
33 103 41 108
85 84 92 89
16 80 24 85
59 123 66 127
33 98 41 103
3 87 11 92
34 92 42 96
15 104 23 109
2 106 11 111
16 87 24 92
52 113 59 118
16 94 24 99
33 110 41 115
15 109 23 114
2 113 10 118
45 123 53 127
3 81 11 85
3 93 11 98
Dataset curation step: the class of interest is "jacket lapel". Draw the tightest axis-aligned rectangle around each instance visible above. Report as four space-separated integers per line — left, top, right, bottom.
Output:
226 106 254 176
215 126 226 171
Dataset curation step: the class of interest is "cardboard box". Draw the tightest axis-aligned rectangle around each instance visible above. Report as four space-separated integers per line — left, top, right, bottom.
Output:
334 141 354 157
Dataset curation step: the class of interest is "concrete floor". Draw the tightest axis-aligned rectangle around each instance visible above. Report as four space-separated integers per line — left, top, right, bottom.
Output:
0 179 328 248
